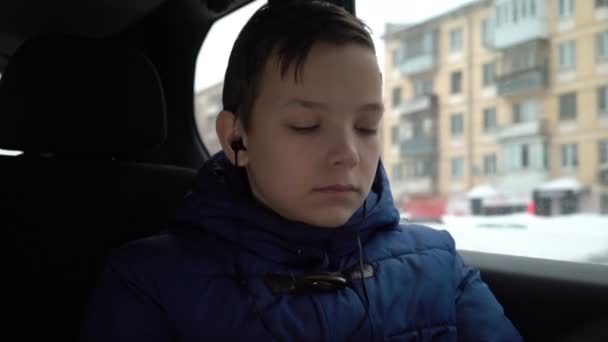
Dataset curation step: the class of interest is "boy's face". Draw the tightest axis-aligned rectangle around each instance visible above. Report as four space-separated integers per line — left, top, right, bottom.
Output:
227 42 383 228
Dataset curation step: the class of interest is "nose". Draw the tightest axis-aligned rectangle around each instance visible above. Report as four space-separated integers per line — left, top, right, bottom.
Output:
327 128 359 168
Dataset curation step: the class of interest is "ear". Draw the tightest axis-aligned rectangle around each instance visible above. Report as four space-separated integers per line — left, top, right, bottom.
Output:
216 110 249 167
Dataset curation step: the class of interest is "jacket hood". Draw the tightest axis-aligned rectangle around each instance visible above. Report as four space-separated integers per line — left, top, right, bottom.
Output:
175 152 400 269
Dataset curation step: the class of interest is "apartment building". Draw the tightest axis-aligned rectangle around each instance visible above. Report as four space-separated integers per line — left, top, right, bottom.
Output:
383 0 608 216
194 82 224 155
383 0 497 214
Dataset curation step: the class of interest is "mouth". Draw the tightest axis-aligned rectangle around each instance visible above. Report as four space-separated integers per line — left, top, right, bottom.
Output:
313 184 359 193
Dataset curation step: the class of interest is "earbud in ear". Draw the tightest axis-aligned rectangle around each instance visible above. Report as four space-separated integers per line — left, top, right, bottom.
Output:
230 139 247 152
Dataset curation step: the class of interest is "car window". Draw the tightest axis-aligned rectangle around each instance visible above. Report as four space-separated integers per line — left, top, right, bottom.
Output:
194 0 266 156
193 0 608 266
357 0 608 265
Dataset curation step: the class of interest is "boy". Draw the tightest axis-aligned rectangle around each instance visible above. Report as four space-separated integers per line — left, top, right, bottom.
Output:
81 1 522 341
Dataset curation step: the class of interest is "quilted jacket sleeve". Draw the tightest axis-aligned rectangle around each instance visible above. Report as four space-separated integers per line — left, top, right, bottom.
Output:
452 247 523 342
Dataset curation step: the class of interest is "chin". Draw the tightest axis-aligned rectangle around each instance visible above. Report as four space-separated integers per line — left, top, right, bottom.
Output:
305 210 355 229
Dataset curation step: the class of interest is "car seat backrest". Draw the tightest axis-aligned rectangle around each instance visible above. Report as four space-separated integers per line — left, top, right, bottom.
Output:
0 35 197 342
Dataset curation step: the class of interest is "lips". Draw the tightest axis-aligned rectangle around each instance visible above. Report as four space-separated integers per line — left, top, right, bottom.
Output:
314 184 358 192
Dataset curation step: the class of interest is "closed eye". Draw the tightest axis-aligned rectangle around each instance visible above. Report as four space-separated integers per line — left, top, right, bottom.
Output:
356 127 378 135
289 125 320 133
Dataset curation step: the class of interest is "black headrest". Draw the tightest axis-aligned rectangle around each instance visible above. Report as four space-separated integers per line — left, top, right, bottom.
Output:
0 35 167 157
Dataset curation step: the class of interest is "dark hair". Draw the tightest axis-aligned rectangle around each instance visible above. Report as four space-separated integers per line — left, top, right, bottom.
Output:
222 0 375 131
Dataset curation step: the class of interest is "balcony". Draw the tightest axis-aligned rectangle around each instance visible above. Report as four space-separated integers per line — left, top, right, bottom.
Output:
395 95 436 117
402 177 435 195
493 0 548 49
396 29 438 76
497 65 547 97
497 120 546 141
400 136 437 157
399 54 437 76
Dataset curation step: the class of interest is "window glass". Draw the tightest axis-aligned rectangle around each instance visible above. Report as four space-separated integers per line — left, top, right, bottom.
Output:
483 154 497 175
451 157 464 178
483 107 497 131
482 62 495 87
392 86 402 106
414 78 433 97
450 28 462 52
559 92 577 120
194 0 266 156
559 0 575 18
598 140 608 165
450 71 462 94
450 113 464 136
363 0 608 264
561 143 579 168
481 17 494 47
597 31 608 61
391 125 400 145
598 86 608 114
558 41 576 70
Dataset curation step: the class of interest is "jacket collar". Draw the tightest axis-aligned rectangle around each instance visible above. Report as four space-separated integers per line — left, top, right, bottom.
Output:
175 152 399 269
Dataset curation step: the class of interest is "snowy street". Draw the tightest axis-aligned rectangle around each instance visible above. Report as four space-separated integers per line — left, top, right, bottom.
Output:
407 214 608 265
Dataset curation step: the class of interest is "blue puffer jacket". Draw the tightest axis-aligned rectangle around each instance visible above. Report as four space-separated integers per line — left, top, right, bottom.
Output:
81 153 522 341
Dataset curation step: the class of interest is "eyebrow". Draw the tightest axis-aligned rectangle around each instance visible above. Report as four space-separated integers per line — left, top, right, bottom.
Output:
358 102 385 114
285 98 384 113
285 99 329 110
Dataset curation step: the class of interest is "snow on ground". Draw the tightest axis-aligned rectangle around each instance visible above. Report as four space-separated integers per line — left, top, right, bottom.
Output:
409 213 608 265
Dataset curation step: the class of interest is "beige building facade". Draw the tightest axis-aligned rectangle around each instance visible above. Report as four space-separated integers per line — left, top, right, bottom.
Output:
383 0 608 215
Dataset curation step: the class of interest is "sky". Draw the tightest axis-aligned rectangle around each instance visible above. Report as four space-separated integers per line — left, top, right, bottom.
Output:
194 0 476 92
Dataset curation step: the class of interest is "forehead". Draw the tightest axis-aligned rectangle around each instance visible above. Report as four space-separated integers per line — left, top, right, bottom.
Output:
254 42 382 112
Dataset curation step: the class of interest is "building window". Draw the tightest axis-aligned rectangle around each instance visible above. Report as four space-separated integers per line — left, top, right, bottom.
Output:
392 164 403 181
412 120 423 137
559 0 575 18
450 28 463 52
402 122 413 139
596 0 608 8
451 157 464 179
423 118 433 135
392 48 401 67
559 92 577 120
561 143 579 168
483 154 497 175
392 86 402 107
513 99 540 123
482 63 495 87
450 71 462 94
481 18 494 47
495 5 502 27
531 0 537 15
599 86 608 115
503 142 539 171
601 193 608 214
413 78 433 97
597 31 608 62
451 113 464 136
412 160 433 177
600 140 608 165
521 144 530 168
391 125 400 145
558 41 576 70
483 107 497 132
